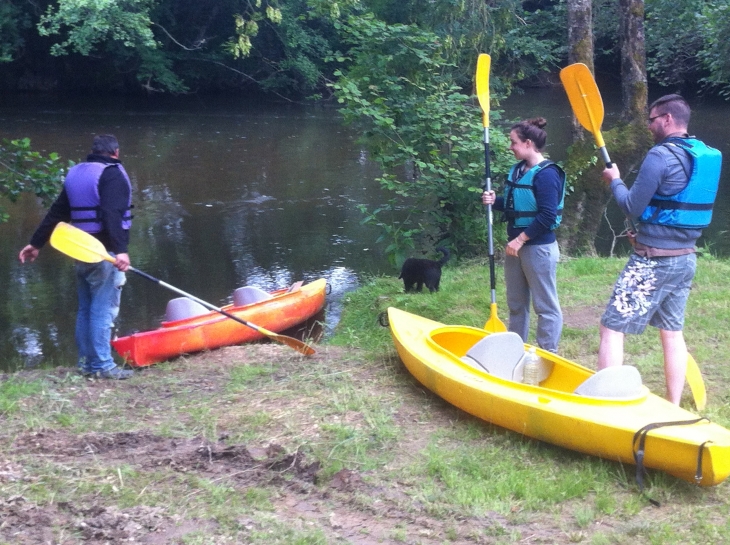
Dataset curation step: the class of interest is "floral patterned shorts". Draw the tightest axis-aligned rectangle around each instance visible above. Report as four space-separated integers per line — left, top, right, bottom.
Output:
601 252 696 334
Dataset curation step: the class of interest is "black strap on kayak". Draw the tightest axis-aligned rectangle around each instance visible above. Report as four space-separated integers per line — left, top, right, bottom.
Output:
378 311 389 327
695 441 712 485
632 417 709 504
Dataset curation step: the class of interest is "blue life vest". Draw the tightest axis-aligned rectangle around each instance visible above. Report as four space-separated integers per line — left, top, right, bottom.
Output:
639 137 722 229
503 160 566 229
65 162 133 233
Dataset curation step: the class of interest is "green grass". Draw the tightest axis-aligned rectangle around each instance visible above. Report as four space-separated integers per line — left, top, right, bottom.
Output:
0 375 46 415
3 255 730 543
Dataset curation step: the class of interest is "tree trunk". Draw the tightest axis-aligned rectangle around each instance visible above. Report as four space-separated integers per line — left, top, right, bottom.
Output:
619 0 648 120
559 0 604 255
566 0 594 141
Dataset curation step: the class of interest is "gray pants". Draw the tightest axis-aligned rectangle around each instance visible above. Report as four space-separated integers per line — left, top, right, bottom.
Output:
504 241 562 352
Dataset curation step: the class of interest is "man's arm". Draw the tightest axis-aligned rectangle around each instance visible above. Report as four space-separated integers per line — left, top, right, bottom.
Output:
28 189 72 249
608 149 665 219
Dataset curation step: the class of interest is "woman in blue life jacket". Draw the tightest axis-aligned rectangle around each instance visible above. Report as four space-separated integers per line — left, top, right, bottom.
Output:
482 117 566 352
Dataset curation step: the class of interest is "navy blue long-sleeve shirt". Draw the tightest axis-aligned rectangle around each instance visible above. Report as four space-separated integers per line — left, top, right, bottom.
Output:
491 164 563 245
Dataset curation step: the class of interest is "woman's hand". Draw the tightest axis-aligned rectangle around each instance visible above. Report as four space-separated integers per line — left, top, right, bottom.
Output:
506 234 528 257
482 190 496 205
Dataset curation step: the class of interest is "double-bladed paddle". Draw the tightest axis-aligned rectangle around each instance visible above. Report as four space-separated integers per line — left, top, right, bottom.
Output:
49 222 316 356
476 53 507 334
560 63 706 410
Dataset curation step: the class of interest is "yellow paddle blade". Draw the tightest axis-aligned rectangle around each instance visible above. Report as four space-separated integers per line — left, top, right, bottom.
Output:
559 63 606 148
686 353 707 411
475 53 491 128
268 330 316 356
483 303 507 333
50 222 114 264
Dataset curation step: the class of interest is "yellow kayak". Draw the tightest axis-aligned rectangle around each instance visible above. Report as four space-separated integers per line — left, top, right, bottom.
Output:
387 307 730 486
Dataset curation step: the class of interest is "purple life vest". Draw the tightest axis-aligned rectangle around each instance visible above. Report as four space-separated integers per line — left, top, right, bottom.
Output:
65 162 133 233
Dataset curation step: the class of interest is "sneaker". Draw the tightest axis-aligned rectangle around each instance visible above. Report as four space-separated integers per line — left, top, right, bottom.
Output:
96 366 134 380
76 366 93 377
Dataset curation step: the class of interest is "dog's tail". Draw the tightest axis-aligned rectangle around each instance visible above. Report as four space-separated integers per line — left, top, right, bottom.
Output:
436 247 450 265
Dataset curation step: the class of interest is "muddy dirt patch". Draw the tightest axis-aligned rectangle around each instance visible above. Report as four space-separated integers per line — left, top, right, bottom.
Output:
13 429 321 486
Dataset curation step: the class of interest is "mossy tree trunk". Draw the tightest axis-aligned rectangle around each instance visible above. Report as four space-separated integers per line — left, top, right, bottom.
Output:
566 0 593 142
560 0 602 255
619 0 648 121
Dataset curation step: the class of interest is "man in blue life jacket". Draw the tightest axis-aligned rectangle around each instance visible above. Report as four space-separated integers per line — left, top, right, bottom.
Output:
598 94 722 404
18 134 135 380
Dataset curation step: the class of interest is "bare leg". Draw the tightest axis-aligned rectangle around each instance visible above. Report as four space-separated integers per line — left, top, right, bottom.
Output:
598 324 624 369
659 329 687 405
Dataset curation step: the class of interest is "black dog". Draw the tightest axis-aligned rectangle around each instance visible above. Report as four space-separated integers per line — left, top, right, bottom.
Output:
399 247 450 293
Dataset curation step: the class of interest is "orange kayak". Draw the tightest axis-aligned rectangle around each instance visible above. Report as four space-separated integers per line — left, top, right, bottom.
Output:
112 278 327 367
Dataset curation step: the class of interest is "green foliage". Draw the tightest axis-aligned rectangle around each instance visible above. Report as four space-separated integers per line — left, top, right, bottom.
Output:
135 45 188 94
696 1 730 98
36 0 190 92
2 0 730 99
227 1 283 59
646 0 730 97
38 0 158 56
360 0 563 93
331 13 513 266
0 138 70 223
593 0 621 62
17 0 339 96
0 1 30 63
254 0 337 95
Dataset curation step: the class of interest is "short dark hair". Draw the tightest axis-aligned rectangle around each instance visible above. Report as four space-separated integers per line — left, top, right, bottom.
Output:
511 117 548 150
649 94 690 127
91 134 120 156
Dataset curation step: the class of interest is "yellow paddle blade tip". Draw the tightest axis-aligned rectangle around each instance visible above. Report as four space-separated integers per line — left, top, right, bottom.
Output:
484 304 507 333
475 53 491 121
686 354 707 411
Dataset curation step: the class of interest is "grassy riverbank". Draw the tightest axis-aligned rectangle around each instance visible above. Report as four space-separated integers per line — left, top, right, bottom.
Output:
2 255 730 544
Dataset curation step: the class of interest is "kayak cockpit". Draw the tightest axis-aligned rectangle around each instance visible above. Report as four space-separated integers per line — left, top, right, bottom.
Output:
429 326 646 400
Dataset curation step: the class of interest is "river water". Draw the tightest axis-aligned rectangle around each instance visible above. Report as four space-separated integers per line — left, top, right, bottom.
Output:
2 89 729 370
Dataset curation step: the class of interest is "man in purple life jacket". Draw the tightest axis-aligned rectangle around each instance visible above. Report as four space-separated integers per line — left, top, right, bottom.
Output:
19 134 135 380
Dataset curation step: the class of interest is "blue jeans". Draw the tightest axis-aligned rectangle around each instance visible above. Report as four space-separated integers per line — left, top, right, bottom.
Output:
75 260 126 373
504 241 563 352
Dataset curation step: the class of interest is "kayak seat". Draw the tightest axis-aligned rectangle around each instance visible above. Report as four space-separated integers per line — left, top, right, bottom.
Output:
165 297 209 322
461 332 526 380
287 281 304 293
233 285 273 306
573 366 643 399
